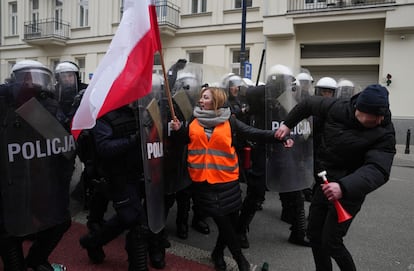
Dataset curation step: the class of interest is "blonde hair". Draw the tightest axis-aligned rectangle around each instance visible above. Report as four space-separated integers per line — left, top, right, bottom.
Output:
199 87 228 112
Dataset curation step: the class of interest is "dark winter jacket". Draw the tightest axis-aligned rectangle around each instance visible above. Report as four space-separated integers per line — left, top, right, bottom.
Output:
283 95 396 200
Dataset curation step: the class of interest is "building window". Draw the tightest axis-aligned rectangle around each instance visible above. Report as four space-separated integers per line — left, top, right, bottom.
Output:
188 51 204 64
30 0 39 22
304 0 327 8
231 49 250 75
235 0 252 8
191 0 207 13
9 2 18 35
75 57 86 82
29 0 40 33
55 0 63 30
79 0 89 27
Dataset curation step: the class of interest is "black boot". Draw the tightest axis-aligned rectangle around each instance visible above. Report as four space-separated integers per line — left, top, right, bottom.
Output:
279 193 295 224
148 230 166 269
79 234 106 264
287 193 310 247
176 211 189 239
176 222 188 239
211 238 227 271
126 224 149 271
191 215 210 234
80 218 124 264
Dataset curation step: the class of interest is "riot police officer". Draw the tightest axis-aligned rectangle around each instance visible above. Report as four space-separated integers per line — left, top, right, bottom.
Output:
0 60 72 271
54 61 95 211
54 61 88 120
79 103 152 270
221 73 251 184
239 64 313 248
296 72 314 202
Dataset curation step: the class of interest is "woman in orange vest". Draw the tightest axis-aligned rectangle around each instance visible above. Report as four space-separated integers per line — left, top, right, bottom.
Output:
171 87 293 271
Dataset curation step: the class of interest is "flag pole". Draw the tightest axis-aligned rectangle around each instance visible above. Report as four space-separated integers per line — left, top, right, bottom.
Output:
158 51 177 121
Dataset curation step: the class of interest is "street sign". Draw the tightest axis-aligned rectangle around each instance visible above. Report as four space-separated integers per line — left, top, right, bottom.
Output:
245 61 252 79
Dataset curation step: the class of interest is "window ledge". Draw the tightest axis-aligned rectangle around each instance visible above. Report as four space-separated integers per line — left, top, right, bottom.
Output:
181 11 212 18
71 26 91 31
4 34 19 39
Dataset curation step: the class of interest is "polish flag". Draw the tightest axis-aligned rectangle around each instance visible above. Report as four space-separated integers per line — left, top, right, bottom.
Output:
71 0 161 139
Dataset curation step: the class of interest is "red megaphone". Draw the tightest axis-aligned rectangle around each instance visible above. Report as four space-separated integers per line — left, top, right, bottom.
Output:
318 171 352 223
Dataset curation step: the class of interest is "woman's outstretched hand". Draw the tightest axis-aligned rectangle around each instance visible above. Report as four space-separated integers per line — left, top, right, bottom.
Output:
170 119 181 131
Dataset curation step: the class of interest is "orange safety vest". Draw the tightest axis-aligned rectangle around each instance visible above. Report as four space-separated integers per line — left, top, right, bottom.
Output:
187 119 239 184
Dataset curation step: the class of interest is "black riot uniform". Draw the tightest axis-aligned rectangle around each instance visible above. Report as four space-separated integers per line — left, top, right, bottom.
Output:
0 60 72 271
79 105 153 270
239 65 312 248
54 61 96 211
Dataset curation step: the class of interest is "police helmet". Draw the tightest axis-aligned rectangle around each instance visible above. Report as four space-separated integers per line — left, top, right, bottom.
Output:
242 78 255 87
11 60 55 95
221 73 244 89
315 77 337 97
55 61 81 88
296 72 313 83
175 71 201 106
266 64 295 97
336 79 355 99
296 72 314 97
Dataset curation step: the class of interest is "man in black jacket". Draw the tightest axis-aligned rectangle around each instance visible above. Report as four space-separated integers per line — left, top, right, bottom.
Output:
275 84 396 271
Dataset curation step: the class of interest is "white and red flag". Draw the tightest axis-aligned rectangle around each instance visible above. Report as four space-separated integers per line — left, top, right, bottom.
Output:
71 0 161 139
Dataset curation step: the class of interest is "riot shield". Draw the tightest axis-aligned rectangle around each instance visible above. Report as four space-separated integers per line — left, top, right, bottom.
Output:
164 64 201 194
0 97 76 236
265 74 314 192
138 77 166 233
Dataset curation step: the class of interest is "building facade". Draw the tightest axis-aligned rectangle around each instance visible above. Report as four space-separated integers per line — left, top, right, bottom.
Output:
1 0 413 142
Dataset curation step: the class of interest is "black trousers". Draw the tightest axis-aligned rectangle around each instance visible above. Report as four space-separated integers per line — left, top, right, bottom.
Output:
212 211 241 255
1 219 71 271
307 186 362 271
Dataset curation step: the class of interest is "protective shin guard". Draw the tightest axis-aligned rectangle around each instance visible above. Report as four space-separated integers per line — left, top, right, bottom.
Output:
148 230 166 269
1 237 26 271
125 225 149 271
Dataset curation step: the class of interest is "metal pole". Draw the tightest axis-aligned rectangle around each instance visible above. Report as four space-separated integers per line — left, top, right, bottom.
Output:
405 129 411 154
256 49 265 86
240 0 247 77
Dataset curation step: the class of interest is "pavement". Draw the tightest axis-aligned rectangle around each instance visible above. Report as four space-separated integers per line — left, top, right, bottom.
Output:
393 144 414 168
46 144 414 270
